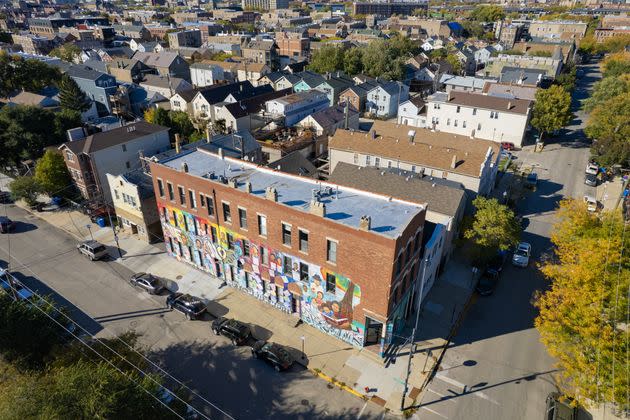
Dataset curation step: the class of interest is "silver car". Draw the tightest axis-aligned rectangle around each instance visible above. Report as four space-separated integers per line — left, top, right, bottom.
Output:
77 240 108 261
129 273 165 295
512 242 531 267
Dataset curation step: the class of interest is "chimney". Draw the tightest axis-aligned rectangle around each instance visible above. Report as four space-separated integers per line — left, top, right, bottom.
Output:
451 155 457 169
408 131 415 143
371 130 377 140
218 148 224 159
228 177 238 188
206 125 212 143
265 186 278 201
245 181 252 193
310 200 326 217
359 215 371 231
181 162 188 172
447 91 452 101
174 133 181 154
507 101 512 110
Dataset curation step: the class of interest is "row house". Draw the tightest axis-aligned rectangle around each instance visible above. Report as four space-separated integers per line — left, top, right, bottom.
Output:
328 120 501 196
133 51 191 81
149 147 427 353
425 91 532 147
365 80 409 119
66 64 118 115
190 62 226 87
191 81 274 123
274 30 310 60
264 90 330 126
241 39 280 71
213 88 292 132
59 121 171 203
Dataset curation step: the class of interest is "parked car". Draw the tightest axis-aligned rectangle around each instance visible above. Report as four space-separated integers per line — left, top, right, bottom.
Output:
475 269 499 296
501 142 515 151
488 251 508 273
166 293 207 320
0 216 15 233
583 195 599 212
525 172 538 188
545 392 577 420
251 340 294 372
585 162 598 175
129 273 165 295
0 191 10 203
512 242 532 267
211 317 251 345
584 173 597 187
0 269 34 301
77 240 108 261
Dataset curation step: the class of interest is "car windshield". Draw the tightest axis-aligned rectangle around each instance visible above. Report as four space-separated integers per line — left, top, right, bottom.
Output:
516 249 528 257
264 343 292 362
181 295 204 309
93 245 106 253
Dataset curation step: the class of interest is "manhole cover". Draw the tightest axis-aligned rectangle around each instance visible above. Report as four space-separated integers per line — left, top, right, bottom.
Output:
176 275 182 280
301 399 309 406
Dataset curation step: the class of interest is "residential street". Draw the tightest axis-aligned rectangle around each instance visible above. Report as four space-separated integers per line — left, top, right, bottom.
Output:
415 62 601 420
0 203 392 420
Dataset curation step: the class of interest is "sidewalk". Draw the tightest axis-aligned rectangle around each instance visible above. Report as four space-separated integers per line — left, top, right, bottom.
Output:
9 191 476 413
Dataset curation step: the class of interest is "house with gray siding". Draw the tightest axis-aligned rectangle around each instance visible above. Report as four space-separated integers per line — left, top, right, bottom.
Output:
66 64 118 115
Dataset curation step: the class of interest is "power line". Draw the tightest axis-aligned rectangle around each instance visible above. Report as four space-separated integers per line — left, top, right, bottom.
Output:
0 279 186 420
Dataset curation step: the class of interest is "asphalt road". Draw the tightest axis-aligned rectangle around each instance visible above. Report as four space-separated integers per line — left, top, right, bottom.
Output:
415 62 601 420
0 204 391 420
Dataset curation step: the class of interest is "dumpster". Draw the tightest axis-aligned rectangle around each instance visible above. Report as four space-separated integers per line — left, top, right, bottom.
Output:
96 217 107 228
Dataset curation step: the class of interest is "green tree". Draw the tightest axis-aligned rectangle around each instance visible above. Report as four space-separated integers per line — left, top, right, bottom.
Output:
464 196 521 261
461 21 486 39
57 73 91 113
554 65 576 91
535 200 629 410
144 107 170 127
49 44 82 62
168 111 195 138
531 84 572 142
601 52 630 78
582 73 630 112
343 47 364 75
469 5 505 22
34 150 72 197
53 109 83 142
0 52 61 97
8 176 42 206
586 94 630 166
446 54 463 75
308 45 345 73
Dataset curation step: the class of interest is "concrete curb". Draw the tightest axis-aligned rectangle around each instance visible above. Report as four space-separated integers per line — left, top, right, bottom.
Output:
310 368 369 399
15 202 84 241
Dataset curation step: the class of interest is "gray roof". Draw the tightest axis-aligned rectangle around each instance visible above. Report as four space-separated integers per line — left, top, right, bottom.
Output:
121 169 155 199
499 66 546 85
158 150 424 238
269 151 318 177
201 131 260 158
133 51 183 68
61 121 169 155
66 64 112 81
439 74 496 89
329 162 465 218
370 80 403 95
309 104 358 128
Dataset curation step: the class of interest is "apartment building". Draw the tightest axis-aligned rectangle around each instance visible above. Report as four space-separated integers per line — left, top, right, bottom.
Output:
275 30 310 60
328 120 501 195
426 91 532 147
264 90 330 126
365 81 410 119
242 39 280 70
352 1 428 18
528 20 588 41
11 33 54 55
59 122 171 203
242 0 289 10
149 147 427 352
167 29 202 49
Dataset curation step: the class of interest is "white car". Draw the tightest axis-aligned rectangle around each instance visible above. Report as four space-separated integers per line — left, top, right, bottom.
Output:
585 163 598 175
512 242 532 267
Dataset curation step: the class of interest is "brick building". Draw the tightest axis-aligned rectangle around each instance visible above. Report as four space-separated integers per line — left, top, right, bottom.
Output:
149 148 428 352
275 30 310 60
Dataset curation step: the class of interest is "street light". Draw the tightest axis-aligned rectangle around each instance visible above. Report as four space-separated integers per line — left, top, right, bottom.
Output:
300 336 305 359
85 224 93 240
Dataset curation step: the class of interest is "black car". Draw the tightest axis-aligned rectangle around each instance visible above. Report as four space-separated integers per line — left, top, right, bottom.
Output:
584 173 598 187
545 392 577 420
475 269 499 296
488 252 508 273
251 340 294 372
0 216 15 233
130 273 165 295
166 293 207 320
211 317 251 345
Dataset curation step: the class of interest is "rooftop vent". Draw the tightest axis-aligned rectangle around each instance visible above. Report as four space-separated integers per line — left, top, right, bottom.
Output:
181 162 188 173
310 200 326 217
408 130 415 143
266 186 278 202
359 215 371 231
451 155 458 169
245 181 252 193
228 177 238 188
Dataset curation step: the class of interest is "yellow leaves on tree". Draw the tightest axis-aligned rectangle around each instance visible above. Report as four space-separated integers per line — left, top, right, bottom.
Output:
535 199 629 409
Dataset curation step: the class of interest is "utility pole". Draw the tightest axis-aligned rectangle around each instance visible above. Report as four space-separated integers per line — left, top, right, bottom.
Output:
401 257 429 410
614 175 629 211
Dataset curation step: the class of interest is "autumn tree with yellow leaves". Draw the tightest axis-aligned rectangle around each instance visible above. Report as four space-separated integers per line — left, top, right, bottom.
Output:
535 199 629 410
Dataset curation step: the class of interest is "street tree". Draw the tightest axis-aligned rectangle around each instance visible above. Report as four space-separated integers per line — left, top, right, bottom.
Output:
0 52 61 97
49 44 82 62
57 74 91 113
535 200 629 410
168 110 196 139
34 150 72 197
144 107 170 127
343 47 364 75
531 84 572 142
464 196 521 261
469 5 505 22
582 74 630 112
585 94 630 166
9 176 42 206
446 54 463 75
601 52 630 78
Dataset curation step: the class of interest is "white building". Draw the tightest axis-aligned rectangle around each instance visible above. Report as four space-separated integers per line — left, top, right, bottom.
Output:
264 91 329 126
190 62 225 87
425 91 532 147
365 81 409 119
397 97 426 128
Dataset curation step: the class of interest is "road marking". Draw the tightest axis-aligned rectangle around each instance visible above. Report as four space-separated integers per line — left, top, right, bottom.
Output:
426 389 456 402
357 401 369 419
434 375 499 405
421 406 448 419
435 374 465 390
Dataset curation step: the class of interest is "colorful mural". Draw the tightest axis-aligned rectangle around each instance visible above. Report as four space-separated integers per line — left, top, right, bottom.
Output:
159 204 366 347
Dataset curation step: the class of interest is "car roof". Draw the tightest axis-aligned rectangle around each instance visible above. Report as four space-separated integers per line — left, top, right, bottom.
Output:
0 216 11 222
517 242 531 250
81 240 103 247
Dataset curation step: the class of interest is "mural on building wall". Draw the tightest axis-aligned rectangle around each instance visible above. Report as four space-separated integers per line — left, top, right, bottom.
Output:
159 204 365 347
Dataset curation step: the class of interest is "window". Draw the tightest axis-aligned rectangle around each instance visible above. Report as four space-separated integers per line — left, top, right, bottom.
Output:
299 262 309 281
261 246 269 265
114 189 120 200
299 229 308 253
206 195 214 216
405 242 412 264
188 190 196 209
167 183 174 200
178 186 186 205
66 150 74 162
172 211 178 227
411 165 416 173
375 157 380 166
326 239 337 264
395 253 403 274
494 112 499 119
478 123 482 130
447 118 451 126
463 120 467 128
283 256 292 273
472 108 477 116
126 161 131 169
210 226 218 243
200 194 205 208
258 214 267 236
366 155 371 165
122 144 127 152
454 120 458 127
456 106 460 113
282 223 291 246
414 230 422 252
198 251 204 267
325 273 336 292
388 161 392 169
353 153 358 164
238 208 247 229
226 233 234 250
243 239 250 257
222 202 231 223
157 179 164 197
162 207 168 221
